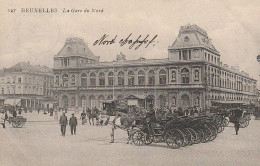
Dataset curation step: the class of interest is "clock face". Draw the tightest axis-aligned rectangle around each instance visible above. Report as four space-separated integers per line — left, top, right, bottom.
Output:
184 36 189 42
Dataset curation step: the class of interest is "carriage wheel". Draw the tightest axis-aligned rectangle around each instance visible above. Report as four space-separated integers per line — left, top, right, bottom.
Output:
244 121 249 127
194 128 203 144
132 131 145 146
224 119 229 127
181 128 192 147
186 128 197 145
142 132 154 145
17 122 24 128
12 121 19 128
239 119 246 128
154 135 164 143
165 129 184 149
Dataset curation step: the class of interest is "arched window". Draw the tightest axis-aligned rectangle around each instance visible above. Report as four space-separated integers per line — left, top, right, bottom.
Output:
108 72 114 86
171 70 176 82
159 95 166 108
172 97 176 106
194 70 199 81
128 71 135 86
118 71 124 86
80 96 86 108
117 95 124 101
108 95 113 100
90 72 96 86
62 74 69 87
159 69 166 85
89 95 95 108
98 95 105 100
99 72 105 86
55 75 59 86
148 70 155 85
62 95 68 107
181 68 189 83
71 74 75 86
195 97 200 106
138 70 145 85
81 73 87 87
71 97 76 106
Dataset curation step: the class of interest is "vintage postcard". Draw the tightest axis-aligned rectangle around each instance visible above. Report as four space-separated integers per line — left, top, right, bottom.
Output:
0 0 259 166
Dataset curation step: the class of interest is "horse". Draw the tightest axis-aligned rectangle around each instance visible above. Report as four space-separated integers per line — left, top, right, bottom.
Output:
86 107 100 125
110 107 145 144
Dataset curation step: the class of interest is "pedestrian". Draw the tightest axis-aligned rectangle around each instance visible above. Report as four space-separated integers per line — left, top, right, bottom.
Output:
59 112 68 136
12 109 17 117
50 108 53 116
80 111 87 125
18 107 22 115
69 113 77 135
37 107 40 114
54 109 58 120
234 117 240 135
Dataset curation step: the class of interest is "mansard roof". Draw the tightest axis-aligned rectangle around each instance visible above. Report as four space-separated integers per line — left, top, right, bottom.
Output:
54 37 96 59
6 62 52 74
169 24 219 54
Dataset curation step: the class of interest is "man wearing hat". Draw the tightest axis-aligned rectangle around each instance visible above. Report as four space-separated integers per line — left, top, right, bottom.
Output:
59 112 68 136
69 113 78 135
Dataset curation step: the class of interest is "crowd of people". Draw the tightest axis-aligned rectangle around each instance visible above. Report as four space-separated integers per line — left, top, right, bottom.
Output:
0 103 255 137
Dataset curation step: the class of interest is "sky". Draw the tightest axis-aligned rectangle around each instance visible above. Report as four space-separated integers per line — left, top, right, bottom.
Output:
0 0 259 85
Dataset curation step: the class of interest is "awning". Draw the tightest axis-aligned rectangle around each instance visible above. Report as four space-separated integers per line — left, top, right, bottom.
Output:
4 99 21 106
125 95 146 100
212 101 248 104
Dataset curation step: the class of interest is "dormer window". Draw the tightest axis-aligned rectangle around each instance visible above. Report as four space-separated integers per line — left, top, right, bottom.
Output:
62 58 69 67
67 47 72 52
184 36 189 42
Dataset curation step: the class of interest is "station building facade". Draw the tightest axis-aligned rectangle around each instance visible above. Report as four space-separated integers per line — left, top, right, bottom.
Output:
53 24 257 110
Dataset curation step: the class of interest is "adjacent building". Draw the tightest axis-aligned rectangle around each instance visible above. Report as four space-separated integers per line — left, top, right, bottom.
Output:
0 62 54 108
53 24 257 110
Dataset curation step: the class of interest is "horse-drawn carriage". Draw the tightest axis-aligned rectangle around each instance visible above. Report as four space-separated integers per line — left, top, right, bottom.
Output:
130 113 226 149
254 107 260 120
227 108 250 128
8 116 26 128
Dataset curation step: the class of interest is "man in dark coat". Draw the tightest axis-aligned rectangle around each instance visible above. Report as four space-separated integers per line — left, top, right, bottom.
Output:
59 112 68 136
12 109 17 117
234 117 240 135
80 111 87 125
69 113 77 135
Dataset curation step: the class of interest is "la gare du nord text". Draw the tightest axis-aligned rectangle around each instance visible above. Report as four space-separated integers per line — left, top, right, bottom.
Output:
19 8 103 13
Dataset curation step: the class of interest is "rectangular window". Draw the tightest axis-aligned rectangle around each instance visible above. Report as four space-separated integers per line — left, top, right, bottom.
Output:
205 53 207 60
208 54 210 61
71 98 75 106
179 51 181 60
18 77 21 84
159 75 166 85
90 78 96 86
99 78 105 86
183 50 188 60
138 76 145 85
108 77 114 86
189 50 191 59
128 77 134 86
118 77 124 86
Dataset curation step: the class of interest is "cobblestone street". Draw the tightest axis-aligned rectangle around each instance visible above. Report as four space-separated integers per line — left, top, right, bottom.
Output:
0 112 259 166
